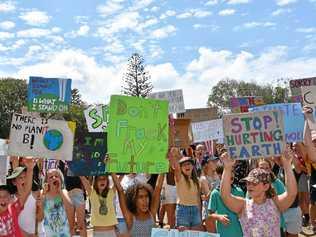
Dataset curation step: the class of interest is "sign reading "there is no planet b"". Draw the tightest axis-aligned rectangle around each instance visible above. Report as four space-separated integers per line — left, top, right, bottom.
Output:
223 111 285 160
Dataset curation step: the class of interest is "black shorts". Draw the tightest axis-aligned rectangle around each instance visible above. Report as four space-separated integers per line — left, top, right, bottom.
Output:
310 167 316 203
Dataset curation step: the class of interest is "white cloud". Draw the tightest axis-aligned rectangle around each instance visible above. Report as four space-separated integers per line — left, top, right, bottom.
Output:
17 28 51 38
234 21 276 30
0 31 14 40
276 0 297 6
193 24 219 31
272 8 292 16
0 21 15 30
0 1 15 12
150 25 176 39
296 27 316 33
51 27 62 33
226 0 250 4
160 10 177 19
218 9 236 16
77 25 90 36
177 9 212 19
205 0 218 5
97 1 124 17
139 18 159 29
19 10 51 26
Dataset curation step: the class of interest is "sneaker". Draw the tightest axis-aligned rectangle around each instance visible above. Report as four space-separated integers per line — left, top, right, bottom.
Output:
302 215 309 227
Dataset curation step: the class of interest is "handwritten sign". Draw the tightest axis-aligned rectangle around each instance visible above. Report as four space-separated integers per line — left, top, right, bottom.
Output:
151 228 220 237
0 139 8 185
68 132 107 176
223 111 285 159
27 76 72 112
230 96 264 113
107 95 169 174
84 105 108 132
8 113 76 160
250 103 304 142
290 77 316 102
177 107 218 123
191 119 223 143
149 89 185 114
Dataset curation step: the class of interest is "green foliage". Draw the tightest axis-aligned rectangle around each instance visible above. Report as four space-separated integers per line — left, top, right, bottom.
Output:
122 53 153 97
208 78 289 111
0 78 27 138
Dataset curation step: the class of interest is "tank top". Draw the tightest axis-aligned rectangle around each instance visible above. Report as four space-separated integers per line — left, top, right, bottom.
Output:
176 174 199 205
239 198 280 237
129 214 156 237
43 196 71 237
19 194 45 235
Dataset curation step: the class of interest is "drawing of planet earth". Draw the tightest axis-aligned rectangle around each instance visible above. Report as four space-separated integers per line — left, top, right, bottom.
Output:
43 129 63 151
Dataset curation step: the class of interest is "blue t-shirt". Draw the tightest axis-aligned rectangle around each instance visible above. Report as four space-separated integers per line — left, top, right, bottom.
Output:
208 185 244 237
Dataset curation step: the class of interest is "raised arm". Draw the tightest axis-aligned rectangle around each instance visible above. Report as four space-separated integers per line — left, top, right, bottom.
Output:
273 148 298 212
19 158 36 206
303 107 316 162
150 174 165 215
220 153 245 215
79 176 92 196
60 189 75 235
111 173 133 227
169 147 182 182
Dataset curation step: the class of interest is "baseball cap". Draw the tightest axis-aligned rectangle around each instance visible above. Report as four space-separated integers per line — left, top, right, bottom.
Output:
201 155 219 167
7 167 26 180
179 157 195 165
241 168 271 184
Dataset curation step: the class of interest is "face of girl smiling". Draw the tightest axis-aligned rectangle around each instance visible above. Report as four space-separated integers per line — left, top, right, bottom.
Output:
13 171 27 190
181 161 193 176
96 176 108 192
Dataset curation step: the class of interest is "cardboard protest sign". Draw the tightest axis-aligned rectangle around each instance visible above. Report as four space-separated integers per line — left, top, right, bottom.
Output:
151 228 220 237
301 86 316 107
8 113 76 160
149 89 185 114
107 95 169 174
177 107 217 123
0 139 8 185
84 105 109 132
174 119 192 148
230 96 264 113
68 132 107 176
290 77 316 102
191 119 223 143
223 111 285 159
27 76 72 112
250 103 304 142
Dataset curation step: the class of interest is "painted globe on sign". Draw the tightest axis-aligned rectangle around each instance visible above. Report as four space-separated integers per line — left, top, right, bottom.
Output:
43 129 63 151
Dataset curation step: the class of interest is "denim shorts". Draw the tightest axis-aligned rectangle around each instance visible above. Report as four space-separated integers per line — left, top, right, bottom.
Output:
68 189 85 208
117 218 128 234
176 204 202 227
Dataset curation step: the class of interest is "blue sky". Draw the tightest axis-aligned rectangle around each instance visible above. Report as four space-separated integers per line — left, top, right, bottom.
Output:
0 0 316 108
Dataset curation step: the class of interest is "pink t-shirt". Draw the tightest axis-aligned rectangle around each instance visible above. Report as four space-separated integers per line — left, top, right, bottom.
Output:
0 200 23 237
239 198 280 237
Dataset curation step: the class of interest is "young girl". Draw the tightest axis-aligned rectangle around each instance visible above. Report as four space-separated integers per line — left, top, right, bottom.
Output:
41 168 74 237
220 149 297 237
111 173 164 237
80 175 117 237
170 147 202 231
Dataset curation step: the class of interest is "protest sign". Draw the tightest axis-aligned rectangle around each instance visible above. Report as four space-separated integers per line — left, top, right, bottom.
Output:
84 105 108 132
290 77 316 102
301 85 316 107
174 119 192 148
250 103 304 142
27 76 72 113
107 95 169 174
151 228 220 237
191 119 223 143
230 96 264 113
68 132 107 176
223 111 285 159
0 139 7 156
149 89 185 114
0 139 8 185
8 113 76 160
177 108 217 122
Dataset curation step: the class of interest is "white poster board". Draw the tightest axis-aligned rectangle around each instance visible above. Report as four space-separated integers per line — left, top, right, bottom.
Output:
223 111 285 159
191 119 223 143
84 105 108 132
149 89 185 114
0 139 8 185
8 113 76 160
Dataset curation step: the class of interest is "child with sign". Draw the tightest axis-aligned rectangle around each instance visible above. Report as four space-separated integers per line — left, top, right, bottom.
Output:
0 158 35 237
111 173 164 237
220 148 297 237
80 175 117 237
